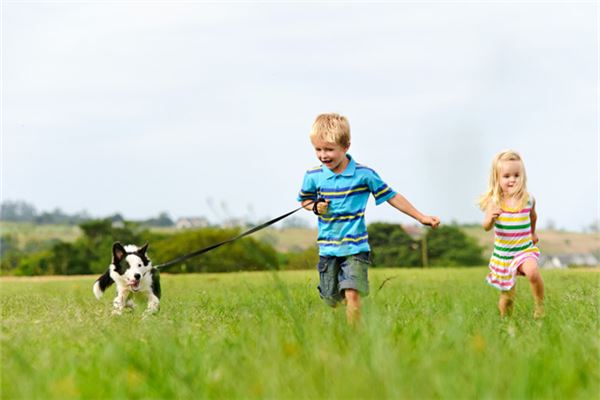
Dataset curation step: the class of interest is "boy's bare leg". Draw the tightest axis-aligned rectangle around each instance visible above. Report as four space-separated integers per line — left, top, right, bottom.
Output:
498 287 516 317
344 289 361 325
519 259 545 318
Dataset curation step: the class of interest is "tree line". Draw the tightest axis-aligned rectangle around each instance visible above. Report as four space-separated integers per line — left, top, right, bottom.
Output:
1 218 484 276
0 200 174 227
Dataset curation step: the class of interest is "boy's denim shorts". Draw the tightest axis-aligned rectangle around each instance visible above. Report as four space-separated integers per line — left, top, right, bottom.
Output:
316 252 371 307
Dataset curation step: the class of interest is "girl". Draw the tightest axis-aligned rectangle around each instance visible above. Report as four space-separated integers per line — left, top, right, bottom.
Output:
479 150 545 318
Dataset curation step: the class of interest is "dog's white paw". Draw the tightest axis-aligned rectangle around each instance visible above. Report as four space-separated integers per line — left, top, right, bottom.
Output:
142 310 157 319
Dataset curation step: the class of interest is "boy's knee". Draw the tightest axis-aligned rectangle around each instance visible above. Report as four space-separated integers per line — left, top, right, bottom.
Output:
344 288 360 301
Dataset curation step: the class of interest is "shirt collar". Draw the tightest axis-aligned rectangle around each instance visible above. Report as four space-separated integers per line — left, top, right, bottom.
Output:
322 154 356 179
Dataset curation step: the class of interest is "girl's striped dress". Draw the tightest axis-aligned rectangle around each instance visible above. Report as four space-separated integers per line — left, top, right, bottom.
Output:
486 197 540 290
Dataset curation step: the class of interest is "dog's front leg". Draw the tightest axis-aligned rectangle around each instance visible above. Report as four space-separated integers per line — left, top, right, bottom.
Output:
143 293 160 317
112 289 129 316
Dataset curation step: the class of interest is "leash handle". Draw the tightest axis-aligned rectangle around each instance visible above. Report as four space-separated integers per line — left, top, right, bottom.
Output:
312 197 327 216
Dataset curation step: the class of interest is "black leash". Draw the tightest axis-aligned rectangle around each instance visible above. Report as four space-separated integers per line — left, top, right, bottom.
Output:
155 198 327 270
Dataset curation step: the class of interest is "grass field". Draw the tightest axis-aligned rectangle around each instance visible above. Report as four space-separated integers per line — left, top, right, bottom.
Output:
1 268 598 399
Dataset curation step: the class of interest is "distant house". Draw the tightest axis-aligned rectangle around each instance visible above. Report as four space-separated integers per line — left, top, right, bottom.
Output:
111 220 125 229
402 224 424 238
175 217 210 230
539 253 599 269
221 218 247 228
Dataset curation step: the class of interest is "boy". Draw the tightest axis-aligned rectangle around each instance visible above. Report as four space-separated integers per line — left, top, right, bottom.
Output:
297 113 440 324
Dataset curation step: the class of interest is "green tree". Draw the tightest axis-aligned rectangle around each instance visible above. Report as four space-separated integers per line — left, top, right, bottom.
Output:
425 225 485 267
280 246 319 270
150 227 278 273
0 234 21 273
11 219 154 275
0 200 37 222
368 223 421 267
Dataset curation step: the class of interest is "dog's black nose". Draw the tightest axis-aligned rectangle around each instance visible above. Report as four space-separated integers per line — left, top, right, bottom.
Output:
134 273 141 280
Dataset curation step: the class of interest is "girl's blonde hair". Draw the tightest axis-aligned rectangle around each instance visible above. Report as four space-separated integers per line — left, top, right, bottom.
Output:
478 150 528 210
309 113 351 148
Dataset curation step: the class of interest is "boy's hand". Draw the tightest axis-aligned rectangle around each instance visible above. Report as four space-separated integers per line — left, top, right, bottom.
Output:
421 215 440 229
315 199 330 215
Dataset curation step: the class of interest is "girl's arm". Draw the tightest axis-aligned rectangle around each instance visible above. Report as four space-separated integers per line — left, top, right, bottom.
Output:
387 193 440 228
530 198 538 244
483 204 502 231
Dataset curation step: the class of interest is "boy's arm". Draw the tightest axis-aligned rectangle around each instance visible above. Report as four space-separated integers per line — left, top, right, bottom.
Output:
298 171 322 212
387 193 440 228
301 199 313 211
301 199 329 214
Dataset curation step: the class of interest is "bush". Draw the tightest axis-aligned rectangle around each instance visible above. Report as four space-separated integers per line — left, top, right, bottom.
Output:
368 223 485 268
425 225 485 267
279 246 319 270
147 227 279 273
8 219 158 275
368 223 422 267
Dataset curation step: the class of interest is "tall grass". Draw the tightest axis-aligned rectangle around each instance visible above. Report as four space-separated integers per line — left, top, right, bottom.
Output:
1 268 598 399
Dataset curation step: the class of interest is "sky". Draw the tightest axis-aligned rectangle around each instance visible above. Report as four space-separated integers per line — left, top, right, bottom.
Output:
2 1 598 232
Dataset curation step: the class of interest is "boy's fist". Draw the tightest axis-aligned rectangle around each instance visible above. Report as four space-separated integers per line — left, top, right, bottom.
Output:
422 215 440 229
315 199 330 215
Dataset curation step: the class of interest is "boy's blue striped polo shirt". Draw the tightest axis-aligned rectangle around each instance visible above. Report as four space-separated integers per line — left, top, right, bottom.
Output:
297 154 396 256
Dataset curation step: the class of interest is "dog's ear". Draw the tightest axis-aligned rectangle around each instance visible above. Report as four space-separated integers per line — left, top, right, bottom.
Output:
138 243 149 255
136 243 151 266
112 242 127 264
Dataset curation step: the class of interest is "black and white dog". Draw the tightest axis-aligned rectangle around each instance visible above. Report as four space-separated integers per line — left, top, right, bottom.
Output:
93 242 161 316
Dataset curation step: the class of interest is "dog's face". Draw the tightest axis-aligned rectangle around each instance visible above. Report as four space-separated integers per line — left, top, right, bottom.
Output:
112 242 153 293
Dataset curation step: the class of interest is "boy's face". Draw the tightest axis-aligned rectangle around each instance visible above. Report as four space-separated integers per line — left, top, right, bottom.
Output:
311 137 350 174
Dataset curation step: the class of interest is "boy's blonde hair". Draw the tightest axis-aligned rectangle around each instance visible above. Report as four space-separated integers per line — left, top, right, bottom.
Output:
310 113 351 147
478 150 528 210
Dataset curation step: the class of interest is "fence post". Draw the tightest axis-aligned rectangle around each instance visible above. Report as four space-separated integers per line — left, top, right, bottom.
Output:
421 234 429 268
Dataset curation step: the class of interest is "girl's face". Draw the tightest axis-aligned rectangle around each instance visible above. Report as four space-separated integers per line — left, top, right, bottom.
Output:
310 137 350 174
497 160 523 196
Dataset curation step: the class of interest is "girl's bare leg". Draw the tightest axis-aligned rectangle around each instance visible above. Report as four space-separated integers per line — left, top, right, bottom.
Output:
519 259 545 318
499 287 516 317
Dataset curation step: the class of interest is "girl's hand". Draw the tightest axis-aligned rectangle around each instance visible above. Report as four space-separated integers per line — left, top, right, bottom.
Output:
421 215 440 229
532 233 539 245
486 207 503 221
483 206 503 231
